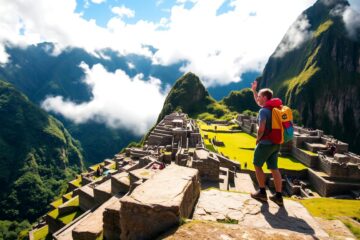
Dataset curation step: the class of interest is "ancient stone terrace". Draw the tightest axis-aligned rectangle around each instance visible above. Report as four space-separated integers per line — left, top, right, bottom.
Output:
146 112 202 149
31 112 359 239
236 114 360 197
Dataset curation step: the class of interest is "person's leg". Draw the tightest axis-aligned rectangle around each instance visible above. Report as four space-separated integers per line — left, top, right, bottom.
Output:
255 166 266 188
270 169 282 192
251 144 270 201
266 145 283 205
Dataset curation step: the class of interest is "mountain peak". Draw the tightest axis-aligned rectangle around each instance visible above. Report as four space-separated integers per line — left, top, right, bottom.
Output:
156 73 213 123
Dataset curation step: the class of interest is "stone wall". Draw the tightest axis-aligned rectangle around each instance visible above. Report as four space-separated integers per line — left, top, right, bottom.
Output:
192 153 220 181
318 154 360 180
111 172 130 195
291 147 318 168
308 168 360 196
215 153 240 170
119 165 200 240
103 200 121 240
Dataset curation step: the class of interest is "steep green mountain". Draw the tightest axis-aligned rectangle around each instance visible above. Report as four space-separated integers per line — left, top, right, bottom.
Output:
220 88 259 113
0 80 84 222
156 72 233 122
258 0 360 153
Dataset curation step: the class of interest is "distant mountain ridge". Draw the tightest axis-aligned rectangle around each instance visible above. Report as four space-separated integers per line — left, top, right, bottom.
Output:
258 0 360 153
0 80 83 222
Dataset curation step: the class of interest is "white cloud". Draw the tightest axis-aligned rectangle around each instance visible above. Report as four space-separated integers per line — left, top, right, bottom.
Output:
127 62 135 69
111 6 135 19
0 44 9 64
91 0 106 4
150 0 317 86
273 14 312 58
342 6 360 40
41 62 167 135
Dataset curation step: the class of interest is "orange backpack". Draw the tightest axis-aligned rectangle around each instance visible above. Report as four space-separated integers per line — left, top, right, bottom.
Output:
263 105 294 144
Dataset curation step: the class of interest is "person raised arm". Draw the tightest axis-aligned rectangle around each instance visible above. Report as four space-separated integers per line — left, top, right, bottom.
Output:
251 80 260 107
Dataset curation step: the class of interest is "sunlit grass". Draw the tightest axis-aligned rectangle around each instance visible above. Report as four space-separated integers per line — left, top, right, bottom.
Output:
300 198 360 238
199 123 307 173
33 225 49 240
50 198 63 208
58 210 83 224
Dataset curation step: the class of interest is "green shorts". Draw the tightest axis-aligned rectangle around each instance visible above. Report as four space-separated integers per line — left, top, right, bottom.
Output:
253 144 280 169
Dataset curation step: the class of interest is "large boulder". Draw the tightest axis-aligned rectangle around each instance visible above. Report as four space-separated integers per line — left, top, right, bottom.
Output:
120 165 200 240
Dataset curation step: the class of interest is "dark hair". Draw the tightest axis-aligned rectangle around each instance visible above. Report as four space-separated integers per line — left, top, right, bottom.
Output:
259 88 273 100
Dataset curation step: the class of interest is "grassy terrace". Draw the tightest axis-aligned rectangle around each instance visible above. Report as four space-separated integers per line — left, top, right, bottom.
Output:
47 196 80 220
89 162 105 171
198 121 307 173
300 148 318 156
50 198 63 208
299 198 360 238
33 225 49 240
63 191 73 201
70 176 82 188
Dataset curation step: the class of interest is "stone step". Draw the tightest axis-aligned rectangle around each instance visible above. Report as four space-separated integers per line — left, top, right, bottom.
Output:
78 185 96 211
119 165 200 240
94 179 112 205
103 198 122 240
111 172 130 195
193 189 329 239
71 195 122 240
232 172 256 193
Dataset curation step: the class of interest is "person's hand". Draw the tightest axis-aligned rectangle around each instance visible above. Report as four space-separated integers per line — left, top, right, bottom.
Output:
251 80 257 92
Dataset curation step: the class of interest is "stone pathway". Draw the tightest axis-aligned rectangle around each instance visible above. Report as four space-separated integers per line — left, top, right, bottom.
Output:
193 189 329 239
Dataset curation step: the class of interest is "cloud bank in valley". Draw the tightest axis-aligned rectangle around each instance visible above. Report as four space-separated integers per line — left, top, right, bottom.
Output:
42 62 168 135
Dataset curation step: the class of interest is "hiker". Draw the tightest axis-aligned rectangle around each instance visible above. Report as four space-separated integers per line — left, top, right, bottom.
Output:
249 80 283 206
96 166 101 177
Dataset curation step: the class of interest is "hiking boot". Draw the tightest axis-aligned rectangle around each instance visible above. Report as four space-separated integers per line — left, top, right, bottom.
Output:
269 194 284 206
250 190 267 202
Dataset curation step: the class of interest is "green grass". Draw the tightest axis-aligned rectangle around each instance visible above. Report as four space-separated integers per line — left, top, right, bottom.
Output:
63 191 73 200
198 123 307 173
300 198 360 238
70 177 82 188
300 148 318 156
64 196 79 207
47 208 59 219
314 19 333 38
50 198 63 208
58 210 83 224
33 225 49 240
90 163 105 171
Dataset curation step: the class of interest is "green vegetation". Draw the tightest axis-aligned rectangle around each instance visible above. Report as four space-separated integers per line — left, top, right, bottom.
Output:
300 148 318 156
0 220 30 240
300 198 360 238
70 176 82 188
221 88 258 113
50 198 63 209
217 217 239 224
33 225 49 240
156 72 234 123
258 1 360 154
58 210 83 225
0 79 84 223
63 192 73 201
313 19 333 38
199 123 307 173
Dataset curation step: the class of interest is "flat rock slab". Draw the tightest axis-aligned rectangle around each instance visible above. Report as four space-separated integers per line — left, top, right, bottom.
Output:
120 165 200 240
72 195 121 240
161 220 322 240
193 189 329 239
233 173 256 193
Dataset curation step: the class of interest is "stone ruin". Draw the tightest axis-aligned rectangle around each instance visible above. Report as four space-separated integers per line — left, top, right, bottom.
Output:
29 112 359 240
236 115 360 197
33 112 242 240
